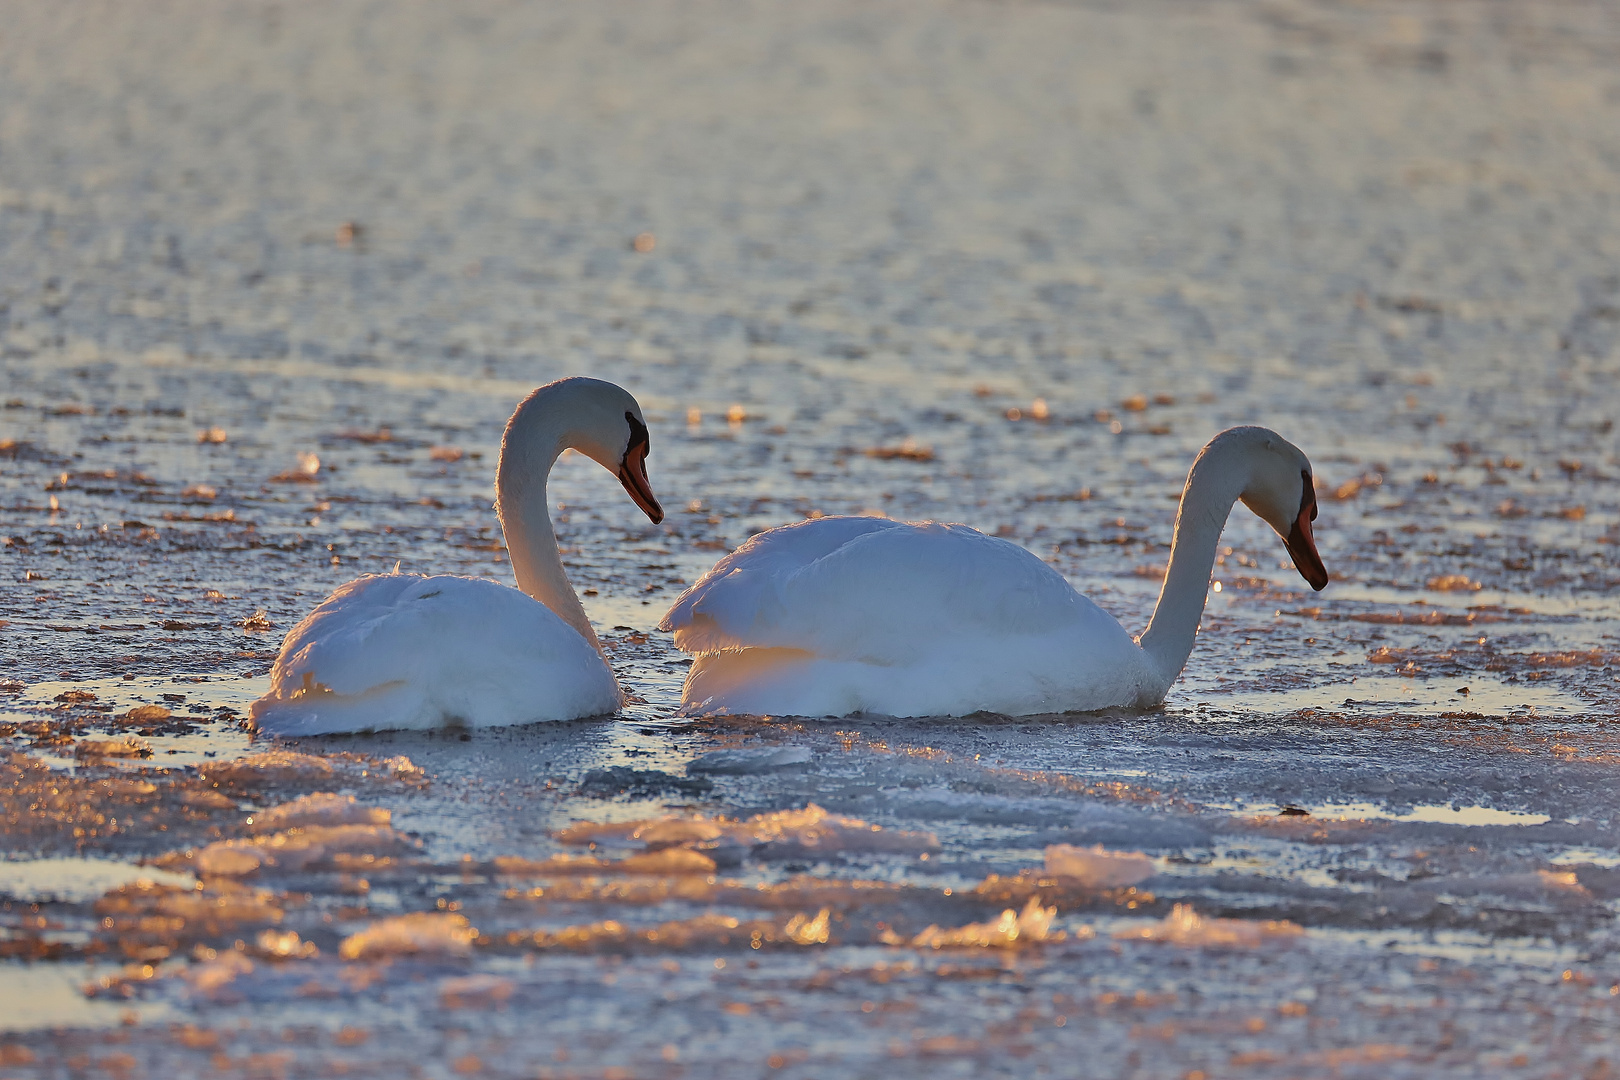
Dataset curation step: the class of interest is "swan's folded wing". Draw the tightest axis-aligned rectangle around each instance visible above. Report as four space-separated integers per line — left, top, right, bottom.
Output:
659 516 902 653
256 574 619 733
659 517 1108 664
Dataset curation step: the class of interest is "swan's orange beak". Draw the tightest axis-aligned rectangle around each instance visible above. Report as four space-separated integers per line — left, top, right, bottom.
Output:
1286 488 1328 591
618 422 664 525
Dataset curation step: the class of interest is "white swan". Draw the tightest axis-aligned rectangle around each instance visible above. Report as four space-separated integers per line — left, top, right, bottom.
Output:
659 426 1327 718
249 377 664 735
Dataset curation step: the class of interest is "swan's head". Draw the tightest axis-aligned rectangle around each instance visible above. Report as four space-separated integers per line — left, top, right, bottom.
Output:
505 377 665 524
1219 427 1328 591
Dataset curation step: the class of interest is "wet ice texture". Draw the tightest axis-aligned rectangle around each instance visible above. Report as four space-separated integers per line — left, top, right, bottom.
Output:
3 0 1620 1075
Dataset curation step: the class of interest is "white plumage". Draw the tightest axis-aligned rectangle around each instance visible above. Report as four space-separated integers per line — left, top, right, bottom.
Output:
661 426 1328 719
661 517 1154 718
249 377 664 735
250 574 621 735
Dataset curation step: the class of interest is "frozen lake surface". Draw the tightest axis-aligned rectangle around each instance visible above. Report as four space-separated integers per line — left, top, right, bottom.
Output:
3 0 1620 1075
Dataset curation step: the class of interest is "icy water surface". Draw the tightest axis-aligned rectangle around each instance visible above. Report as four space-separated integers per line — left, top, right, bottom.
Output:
3 0 1620 1075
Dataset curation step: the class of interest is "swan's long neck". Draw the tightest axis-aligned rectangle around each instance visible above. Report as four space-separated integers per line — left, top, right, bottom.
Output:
1135 447 1249 693
495 408 603 654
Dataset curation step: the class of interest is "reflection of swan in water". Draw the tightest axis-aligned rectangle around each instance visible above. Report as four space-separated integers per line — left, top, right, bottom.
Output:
250 377 664 735
661 426 1327 719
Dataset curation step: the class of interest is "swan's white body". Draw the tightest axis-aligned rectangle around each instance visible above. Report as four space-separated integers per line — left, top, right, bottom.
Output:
249 573 620 734
662 518 1158 717
660 426 1326 719
250 378 664 736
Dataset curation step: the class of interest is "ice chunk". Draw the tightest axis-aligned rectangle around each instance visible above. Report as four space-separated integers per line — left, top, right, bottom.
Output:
200 751 335 787
97 778 157 797
518 911 831 952
116 881 285 928
379 755 422 778
1395 869 1594 906
74 736 150 758
744 804 942 856
255 928 316 959
629 819 730 848
618 849 718 874
250 823 415 871
688 746 814 774
250 793 390 832
783 907 830 945
891 898 1063 949
1043 843 1156 888
555 803 939 859
1114 903 1303 948
196 846 262 877
186 824 416 877
180 788 237 810
339 912 476 960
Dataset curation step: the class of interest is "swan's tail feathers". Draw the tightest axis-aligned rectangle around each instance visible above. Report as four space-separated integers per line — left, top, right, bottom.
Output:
249 677 422 737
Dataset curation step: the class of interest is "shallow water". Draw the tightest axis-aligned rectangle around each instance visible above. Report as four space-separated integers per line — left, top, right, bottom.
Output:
3 0 1620 1075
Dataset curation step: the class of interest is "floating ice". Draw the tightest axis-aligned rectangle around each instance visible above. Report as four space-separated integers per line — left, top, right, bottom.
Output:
1114 904 1304 948
1394 869 1593 907
339 912 476 961
184 824 416 877
1043 843 1156 888
688 746 814 774
97 778 157 797
249 793 391 833
194 846 263 877
95 879 286 938
378 755 423 778
255 928 317 959
513 910 833 952
74 736 149 758
555 803 939 860
200 751 335 787
784 908 831 945
616 848 718 874
888 897 1064 949
179 788 237 810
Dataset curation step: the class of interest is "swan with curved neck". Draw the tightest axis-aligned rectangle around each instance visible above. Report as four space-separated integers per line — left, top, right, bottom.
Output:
659 426 1326 718
250 377 664 735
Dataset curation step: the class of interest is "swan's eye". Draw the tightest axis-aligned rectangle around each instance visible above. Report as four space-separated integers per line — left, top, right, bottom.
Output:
624 411 650 460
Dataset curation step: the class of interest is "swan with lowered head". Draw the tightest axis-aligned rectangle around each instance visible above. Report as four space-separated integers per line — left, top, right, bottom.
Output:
659 426 1327 718
250 377 664 735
